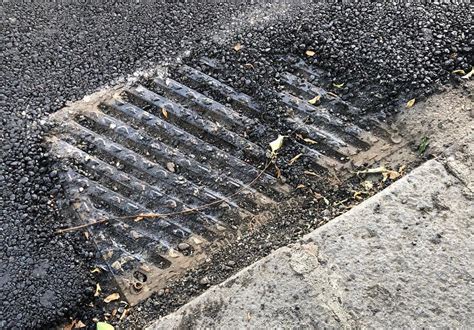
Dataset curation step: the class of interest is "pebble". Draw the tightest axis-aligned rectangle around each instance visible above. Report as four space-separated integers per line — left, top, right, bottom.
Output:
177 243 190 251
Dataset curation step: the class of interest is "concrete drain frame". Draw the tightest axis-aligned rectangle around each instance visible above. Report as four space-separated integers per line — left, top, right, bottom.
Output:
49 57 407 306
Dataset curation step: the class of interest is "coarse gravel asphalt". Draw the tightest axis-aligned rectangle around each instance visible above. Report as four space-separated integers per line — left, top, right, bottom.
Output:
0 2 279 328
1 1 472 329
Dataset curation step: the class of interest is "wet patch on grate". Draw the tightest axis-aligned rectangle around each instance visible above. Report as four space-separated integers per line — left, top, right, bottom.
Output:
49 58 404 306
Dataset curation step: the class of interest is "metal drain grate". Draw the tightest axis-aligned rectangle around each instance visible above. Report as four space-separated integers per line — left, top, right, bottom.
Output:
49 57 402 305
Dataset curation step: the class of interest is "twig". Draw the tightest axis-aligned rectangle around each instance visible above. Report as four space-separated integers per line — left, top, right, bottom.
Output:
56 160 274 234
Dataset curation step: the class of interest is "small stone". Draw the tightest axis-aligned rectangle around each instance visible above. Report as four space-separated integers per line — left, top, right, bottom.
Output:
199 276 210 285
178 242 190 251
166 162 176 173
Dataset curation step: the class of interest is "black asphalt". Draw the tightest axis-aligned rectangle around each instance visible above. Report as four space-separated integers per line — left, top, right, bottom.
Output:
1 1 472 328
0 2 265 328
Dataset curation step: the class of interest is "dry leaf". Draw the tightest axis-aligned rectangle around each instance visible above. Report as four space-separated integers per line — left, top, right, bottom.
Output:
91 267 102 274
313 192 323 199
398 164 407 174
305 50 316 57
452 69 466 75
288 153 302 165
134 216 143 222
357 166 402 182
304 170 320 177
104 292 120 303
111 260 122 270
308 95 321 105
83 231 90 240
314 192 332 206
296 184 305 189
119 308 129 321
96 322 114 330
269 135 285 156
64 320 76 330
462 67 473 79
361 180 373 190
353 191 364 200
244 63 255 69
94 283 101 297
161 108 168 119
274 164 281 178
382 170 400 182
333 83 344 89
233 42 242 51
406 98 416 108
302 137 317 144
75 320 86 328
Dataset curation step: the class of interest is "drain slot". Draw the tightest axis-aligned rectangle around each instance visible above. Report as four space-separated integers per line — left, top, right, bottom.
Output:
49 55 402 305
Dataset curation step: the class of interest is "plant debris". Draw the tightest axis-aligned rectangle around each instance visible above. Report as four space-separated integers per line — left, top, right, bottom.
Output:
94 283 101 297
96 322 114 330
308 95 321 105
233 42 242 52
418 137 429 154
406 98 416 108
161 107 168 119
269 135 285 156
288 153 303 165
103 293 120 303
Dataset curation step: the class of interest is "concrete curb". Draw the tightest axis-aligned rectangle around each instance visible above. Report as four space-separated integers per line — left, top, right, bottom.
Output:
148 157 473 329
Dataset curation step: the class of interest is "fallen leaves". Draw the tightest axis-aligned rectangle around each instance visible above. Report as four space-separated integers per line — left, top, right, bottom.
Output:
302 137 317 144
119 308 129 321
161 107 168 119
269 135 285 157
333 83 344 89
274 164 282 178
418 137 429 154
244 63 254 70
462 67 473 79
304 170 320 177
308 95 321 105
104 292 120 303
305 50 315 57
313 192 329 205
233 42 242 52
96 322 114 330
94 283 101 297
75 321 86 328
452 69 466 75
296 133 317 145
406 98 416 108
356 166 404 182
288 153 303 165
64 320 86 330
91 267 102 274
361 180 374 190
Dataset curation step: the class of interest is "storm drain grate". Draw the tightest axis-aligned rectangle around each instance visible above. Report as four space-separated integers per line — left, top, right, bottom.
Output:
49 57 402 305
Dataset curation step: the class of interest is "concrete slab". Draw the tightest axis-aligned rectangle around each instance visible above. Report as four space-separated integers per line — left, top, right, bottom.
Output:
147 154 473 329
